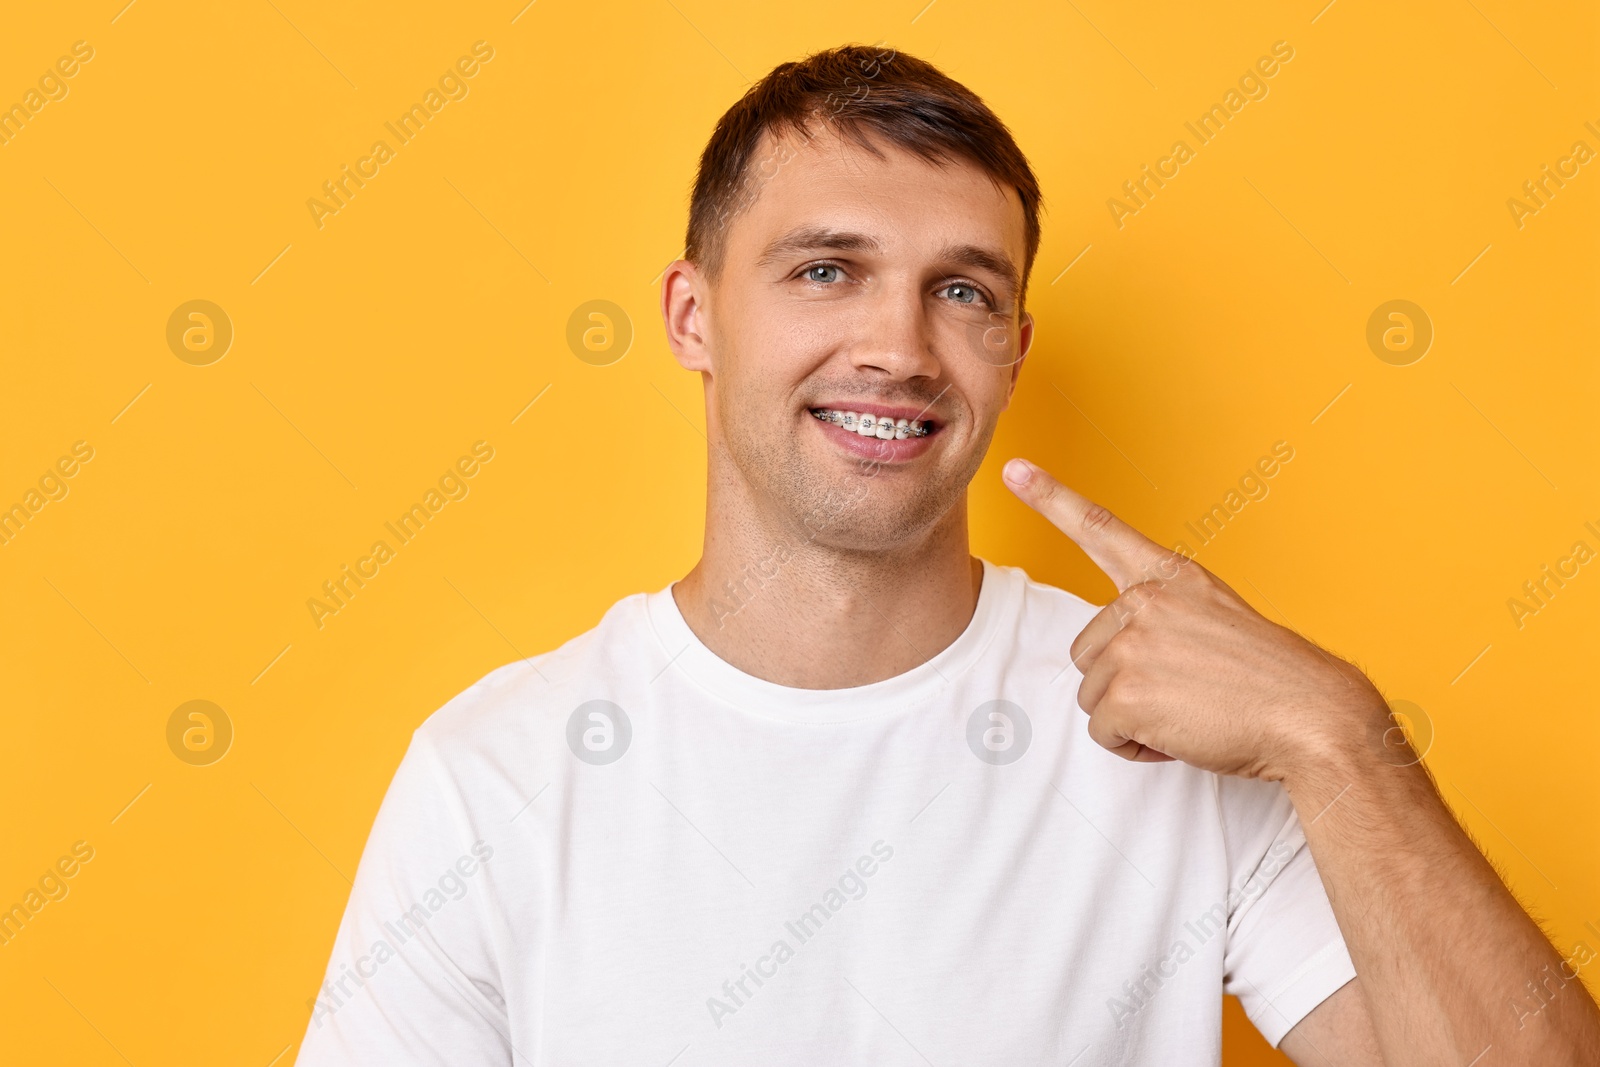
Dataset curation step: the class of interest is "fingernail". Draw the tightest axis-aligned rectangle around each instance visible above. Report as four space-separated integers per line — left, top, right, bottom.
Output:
1003 458 1033 486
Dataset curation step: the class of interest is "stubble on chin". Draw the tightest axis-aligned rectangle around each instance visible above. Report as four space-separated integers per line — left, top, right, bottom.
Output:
727 416 990 552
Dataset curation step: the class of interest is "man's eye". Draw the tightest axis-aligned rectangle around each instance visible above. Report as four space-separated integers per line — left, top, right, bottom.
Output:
803 264 842 284
941 282 987 306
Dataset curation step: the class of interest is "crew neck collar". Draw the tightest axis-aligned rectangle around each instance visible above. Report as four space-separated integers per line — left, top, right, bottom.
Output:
643 558 1017 724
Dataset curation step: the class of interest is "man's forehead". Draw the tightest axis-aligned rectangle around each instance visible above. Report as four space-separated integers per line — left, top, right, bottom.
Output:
729 123 1027 271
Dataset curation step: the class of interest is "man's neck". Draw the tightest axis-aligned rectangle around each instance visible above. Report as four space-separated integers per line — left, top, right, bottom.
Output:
672 495 984 691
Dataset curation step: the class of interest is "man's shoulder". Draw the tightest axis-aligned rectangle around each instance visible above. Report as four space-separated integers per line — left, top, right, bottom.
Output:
987 558 1105 635
412 587 657 755
407 564 1107 752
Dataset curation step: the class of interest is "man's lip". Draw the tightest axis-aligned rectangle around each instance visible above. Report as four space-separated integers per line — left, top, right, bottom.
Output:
807 402 941 428
809 409 939 462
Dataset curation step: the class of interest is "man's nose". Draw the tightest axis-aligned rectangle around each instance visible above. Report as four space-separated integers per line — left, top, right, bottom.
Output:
849 286 942 379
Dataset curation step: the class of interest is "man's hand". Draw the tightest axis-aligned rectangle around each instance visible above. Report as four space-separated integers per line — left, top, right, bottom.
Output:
1002 456 1389 782
1005 456 1600 1064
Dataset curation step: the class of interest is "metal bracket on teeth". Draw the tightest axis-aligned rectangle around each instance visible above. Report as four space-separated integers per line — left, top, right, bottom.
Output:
814 409 928 438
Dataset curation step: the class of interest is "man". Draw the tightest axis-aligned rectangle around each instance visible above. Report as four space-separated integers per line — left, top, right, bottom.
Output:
297 45 1600 1065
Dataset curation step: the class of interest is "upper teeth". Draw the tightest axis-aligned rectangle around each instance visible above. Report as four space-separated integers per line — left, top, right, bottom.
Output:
812 409 931 439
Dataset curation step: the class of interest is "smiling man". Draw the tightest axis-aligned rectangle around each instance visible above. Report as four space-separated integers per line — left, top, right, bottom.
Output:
296 45 1600 1066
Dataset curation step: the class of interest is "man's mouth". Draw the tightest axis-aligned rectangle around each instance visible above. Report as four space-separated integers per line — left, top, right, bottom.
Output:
808 407 935 440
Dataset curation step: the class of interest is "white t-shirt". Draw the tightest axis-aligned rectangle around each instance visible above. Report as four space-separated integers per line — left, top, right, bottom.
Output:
296 558 1356 1066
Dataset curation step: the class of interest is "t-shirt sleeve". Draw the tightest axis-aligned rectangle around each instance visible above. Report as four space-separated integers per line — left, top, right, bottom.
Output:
294 729 512 1067
1215 774 1358 1048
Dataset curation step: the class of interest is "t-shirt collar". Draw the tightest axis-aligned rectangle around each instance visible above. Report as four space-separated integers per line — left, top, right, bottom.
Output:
642 557 1016 724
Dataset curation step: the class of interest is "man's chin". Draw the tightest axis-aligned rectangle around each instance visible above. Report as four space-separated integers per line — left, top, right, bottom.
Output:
780 471 962 554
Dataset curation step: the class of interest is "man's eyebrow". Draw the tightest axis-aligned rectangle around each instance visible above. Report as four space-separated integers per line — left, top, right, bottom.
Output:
755 227 883 267
938 242 1021 299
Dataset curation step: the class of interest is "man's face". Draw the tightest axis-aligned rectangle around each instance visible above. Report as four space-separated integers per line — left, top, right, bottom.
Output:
669 122 1034 551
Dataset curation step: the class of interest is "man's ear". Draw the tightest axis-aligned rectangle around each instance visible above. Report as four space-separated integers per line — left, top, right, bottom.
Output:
661 259 713 373
1002 309 1034 408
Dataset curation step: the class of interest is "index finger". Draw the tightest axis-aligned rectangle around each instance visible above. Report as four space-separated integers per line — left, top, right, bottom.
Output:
1002 457 1186 593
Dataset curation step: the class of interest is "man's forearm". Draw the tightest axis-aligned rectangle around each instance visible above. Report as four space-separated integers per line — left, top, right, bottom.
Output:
1283 714 1600 1065
995 462 1600 1058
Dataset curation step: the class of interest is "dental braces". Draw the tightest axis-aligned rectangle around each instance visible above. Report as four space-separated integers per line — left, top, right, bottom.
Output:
811 408 932 438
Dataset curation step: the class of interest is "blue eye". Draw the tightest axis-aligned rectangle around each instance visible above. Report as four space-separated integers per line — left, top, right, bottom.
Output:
943 283 984 305
805 264 841 283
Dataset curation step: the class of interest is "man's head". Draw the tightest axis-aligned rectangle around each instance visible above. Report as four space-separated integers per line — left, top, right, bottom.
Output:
662 44 1043 554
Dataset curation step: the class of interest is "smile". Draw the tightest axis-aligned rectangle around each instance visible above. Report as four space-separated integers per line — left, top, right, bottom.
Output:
809 408 932 440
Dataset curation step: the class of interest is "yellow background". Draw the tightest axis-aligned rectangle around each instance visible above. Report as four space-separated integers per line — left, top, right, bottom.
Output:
2 1 1595 1063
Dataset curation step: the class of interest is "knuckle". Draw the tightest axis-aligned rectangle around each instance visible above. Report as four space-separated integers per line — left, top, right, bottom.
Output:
1103 675 1136 708
1115 592 1155 630
1108 627 1141 660
1088 713 1128 754
1152 550 1187 582
1080 503 1116 535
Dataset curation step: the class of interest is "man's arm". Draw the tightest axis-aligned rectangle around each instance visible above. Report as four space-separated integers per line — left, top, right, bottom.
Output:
295 730 513 1067
1279 977 1383 1065
1273 717 1600 1065
999 457 1600 1065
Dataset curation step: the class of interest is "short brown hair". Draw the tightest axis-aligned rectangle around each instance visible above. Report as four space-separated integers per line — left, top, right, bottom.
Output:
684 44 1045 311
